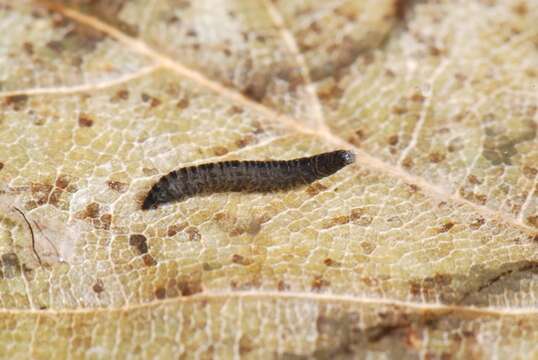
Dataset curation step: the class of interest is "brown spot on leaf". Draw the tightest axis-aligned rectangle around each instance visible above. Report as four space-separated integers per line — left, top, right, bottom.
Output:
229 227 245 237
1 253 21 279
107 180 128 193
150 97 161 108
63 1 137 36
243 71 270 102
392 105 408 115
523 166 537 179
22 42 34 55
324 258 341 267
317 78 340 100
409 281 421 296
48 188 63 206
61 21 106 51
252 121 264 135
349 208 365 221
354 129 367 142
239 335 254 355
469 217 485 230
388 135 399 146
512 2 528 15
311 275 330 291
474 193 487 205
155 287 166 299
527 215 538 228
438 221 455 233
0 162 3 171
78 114 94 127
429 46 444 56
71 56 83 67
55 175 71 190
186 227 201 241
92 279 104 293
433 273 452 286
31 183 53 206
402 157 414 169
176 97 190 109
275 66 305 92
75 202 111 230
142 167 158 176
141 93 161 107
223 214 266 238
111 89 129 102
361 241 376 255
393 0 413 20
80 202 100 219
333 5 358 21
351 208 373 226
467 175 482 185
235 134 255 148
277 280 290 291
24 201 38 210
46 40 63 53
246 218 264 236
212 146 228 156
129 234 148 254
409 274 456 303
99 214 111 230
410 92 425 103
448 137 464 152
167 223 188 237
4 95 28 110
323 215 350 229
142 254 157 267
306 183 328 196
429 152 445 163
177 276 203 296
214 211 236 227
227 105 243 115
232 254 253 266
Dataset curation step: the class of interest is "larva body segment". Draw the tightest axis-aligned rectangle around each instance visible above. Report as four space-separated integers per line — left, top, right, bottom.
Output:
142 150 355 210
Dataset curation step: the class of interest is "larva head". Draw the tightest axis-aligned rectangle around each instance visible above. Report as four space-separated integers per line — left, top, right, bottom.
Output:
335 150 355 166
314 150 355 177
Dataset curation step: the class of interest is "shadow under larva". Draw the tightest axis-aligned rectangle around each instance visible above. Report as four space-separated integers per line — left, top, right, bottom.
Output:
142 150 355 210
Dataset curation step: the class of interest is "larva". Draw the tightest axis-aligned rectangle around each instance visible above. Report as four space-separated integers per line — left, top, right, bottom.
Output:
142 150 355 210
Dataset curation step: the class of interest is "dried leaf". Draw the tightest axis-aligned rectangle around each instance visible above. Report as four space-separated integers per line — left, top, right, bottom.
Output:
0 0 537 358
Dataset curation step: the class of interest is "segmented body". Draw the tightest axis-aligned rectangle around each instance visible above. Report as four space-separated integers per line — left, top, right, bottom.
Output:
142 150 355 210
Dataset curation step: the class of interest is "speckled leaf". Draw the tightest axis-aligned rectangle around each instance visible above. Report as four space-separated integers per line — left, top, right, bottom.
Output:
0 0 537 359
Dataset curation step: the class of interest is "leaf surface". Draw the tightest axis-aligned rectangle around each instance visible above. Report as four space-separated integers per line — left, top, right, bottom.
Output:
0 0 537 358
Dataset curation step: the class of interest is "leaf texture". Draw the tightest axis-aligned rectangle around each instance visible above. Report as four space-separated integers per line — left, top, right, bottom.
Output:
0 0 537 358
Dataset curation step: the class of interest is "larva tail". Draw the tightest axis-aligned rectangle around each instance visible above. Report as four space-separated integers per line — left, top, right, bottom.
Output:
141 175 177 210
141 193 157 210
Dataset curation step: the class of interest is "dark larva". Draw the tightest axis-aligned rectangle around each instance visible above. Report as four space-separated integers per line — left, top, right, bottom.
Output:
142 150 355 210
